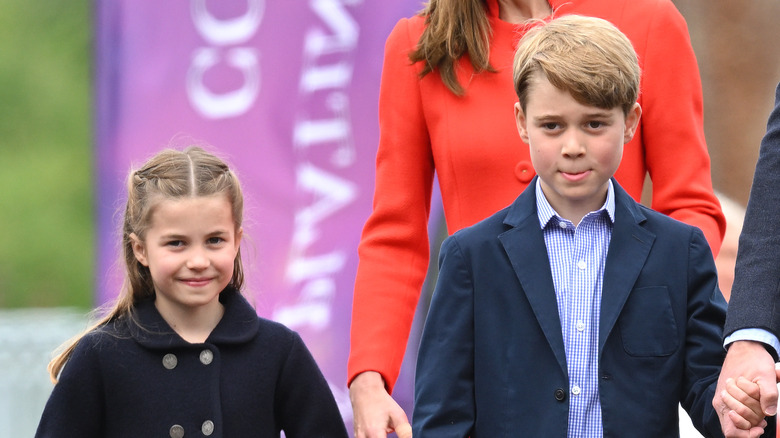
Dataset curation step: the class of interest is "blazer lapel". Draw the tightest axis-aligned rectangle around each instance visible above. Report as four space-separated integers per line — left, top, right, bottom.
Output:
499 183 568 375
599 182 655 352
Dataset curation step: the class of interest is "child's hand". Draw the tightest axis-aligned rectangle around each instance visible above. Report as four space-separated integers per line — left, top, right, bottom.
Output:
721 376 768 432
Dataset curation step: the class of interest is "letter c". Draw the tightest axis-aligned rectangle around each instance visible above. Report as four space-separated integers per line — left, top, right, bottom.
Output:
187 47 260 119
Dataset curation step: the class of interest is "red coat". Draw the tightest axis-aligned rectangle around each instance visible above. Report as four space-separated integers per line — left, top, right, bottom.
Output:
349 0 726 392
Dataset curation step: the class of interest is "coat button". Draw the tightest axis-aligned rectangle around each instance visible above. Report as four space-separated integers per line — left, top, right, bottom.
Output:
200 349 214 365
169 424 184 438
554 388 567 402
202 420 215 436
514 161 535 183
162 353 178 370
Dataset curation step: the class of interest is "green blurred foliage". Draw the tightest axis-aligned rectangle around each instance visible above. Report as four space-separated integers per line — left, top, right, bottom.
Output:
0 0 93 308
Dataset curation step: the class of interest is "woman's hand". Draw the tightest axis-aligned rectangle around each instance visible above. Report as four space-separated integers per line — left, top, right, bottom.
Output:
349 371 412 438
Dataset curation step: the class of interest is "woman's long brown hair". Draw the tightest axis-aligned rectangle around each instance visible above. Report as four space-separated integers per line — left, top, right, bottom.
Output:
409 0 495 96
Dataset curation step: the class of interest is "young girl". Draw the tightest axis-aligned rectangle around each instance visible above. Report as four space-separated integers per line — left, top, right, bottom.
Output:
35 146 348 438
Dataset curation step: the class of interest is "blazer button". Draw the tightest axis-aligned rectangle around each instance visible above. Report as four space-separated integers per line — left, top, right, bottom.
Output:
554 388 567 402
169 424 184 438
514 161 535 184
162 353 178 370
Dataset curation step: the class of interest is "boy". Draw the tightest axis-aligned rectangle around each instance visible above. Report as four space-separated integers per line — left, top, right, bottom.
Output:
412 15 740 437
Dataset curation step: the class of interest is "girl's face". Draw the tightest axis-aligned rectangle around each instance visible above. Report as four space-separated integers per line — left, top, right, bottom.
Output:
131 195 242 319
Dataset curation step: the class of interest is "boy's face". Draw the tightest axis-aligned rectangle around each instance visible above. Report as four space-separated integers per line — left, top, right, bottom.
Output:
514 74 641 222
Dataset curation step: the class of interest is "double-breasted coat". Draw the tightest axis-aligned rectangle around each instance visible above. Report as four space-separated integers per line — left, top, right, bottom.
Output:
35 288 348 438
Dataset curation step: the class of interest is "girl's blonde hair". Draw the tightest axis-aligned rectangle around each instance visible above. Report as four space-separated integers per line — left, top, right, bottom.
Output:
409 0 494 96
48 146 245 382
512 15 641 115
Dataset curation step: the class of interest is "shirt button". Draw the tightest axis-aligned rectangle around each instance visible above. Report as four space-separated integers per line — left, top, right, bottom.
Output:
514 161 535 183
558 221 567 229
572 385 581 395
162 353 178 370
577 260 586 270
554 388 567 401
169 424 184 438
200 349 214 365
202 420 215 436
576 321 585 332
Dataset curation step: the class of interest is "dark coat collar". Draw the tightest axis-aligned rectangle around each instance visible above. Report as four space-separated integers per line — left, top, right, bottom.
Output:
125 287 260 350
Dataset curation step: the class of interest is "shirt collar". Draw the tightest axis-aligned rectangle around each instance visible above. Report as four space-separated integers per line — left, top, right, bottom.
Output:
535 178 616 228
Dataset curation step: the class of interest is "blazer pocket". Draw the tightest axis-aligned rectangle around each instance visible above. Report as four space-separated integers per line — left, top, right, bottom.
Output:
618 286 679 357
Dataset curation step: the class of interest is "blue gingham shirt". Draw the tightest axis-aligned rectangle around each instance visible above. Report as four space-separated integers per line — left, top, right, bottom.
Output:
536 179 615 438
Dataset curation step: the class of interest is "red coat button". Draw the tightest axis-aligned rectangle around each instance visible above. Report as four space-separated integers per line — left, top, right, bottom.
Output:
514 161 535 183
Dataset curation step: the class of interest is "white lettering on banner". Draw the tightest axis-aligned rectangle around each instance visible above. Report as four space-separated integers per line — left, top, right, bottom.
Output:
191 0 264 45
187 48 260 118
274 0 362 330
290 164 357 254
187 0 265 119
273 278 337 330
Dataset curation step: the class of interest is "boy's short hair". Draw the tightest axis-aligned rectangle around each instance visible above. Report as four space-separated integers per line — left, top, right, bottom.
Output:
513 15 641 115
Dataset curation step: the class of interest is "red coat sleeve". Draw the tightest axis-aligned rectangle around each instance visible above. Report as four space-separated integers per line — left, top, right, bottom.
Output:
348 17 434 392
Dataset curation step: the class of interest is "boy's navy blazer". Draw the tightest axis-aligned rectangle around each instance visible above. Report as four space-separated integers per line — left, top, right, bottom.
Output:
413 177 729 438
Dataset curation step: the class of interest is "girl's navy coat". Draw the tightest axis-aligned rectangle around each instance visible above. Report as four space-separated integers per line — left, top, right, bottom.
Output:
35 288 348 438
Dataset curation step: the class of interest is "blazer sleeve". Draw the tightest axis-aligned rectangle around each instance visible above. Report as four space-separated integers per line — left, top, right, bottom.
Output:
275 331 349 438
348 17 436 392
725 82 780 338
35 335 105 438
638 0 726 254
680 227 728 437
413 235 475 438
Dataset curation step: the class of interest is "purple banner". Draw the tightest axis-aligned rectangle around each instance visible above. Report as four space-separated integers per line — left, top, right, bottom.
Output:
95 0 420 430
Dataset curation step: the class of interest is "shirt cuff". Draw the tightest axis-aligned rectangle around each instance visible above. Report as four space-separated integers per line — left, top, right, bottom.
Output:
725 328 780 360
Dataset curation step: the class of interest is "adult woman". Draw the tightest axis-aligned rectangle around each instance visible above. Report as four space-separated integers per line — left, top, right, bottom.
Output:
349 1 726 436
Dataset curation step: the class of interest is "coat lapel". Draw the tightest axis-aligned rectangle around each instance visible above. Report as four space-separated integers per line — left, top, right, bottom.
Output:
598 183 655 352
498 182 568 375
